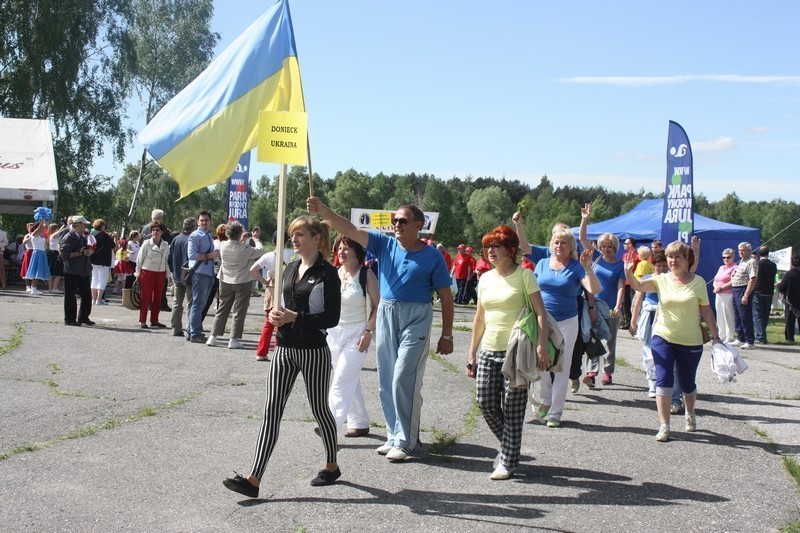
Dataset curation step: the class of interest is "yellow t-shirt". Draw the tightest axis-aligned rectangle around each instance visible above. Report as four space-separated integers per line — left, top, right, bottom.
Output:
651 273 710 345
634 261 655 280
477 266 540 351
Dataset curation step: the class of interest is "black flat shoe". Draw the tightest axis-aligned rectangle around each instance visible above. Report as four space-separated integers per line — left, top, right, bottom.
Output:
78 319 95 326
140 323 149 329
150 322 167 328
64 320 80 327
310 467 341 486
222 473 259 498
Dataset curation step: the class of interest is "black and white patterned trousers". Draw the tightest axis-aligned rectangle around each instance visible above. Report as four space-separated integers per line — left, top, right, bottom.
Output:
476 349 529 468
250 345 337 479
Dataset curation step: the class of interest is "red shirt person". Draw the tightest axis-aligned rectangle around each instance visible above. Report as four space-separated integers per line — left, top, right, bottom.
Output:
437 243 453 271
451 244 473 304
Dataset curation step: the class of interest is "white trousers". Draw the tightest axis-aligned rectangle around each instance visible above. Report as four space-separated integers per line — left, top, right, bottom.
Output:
715 292 736 342
538 316 579 422
328 323 370 430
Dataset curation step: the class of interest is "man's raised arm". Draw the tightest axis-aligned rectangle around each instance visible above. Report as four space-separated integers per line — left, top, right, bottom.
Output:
306 197 370 248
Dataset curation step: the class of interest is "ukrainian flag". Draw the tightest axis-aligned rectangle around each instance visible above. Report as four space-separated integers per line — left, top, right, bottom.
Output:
139 0 304 199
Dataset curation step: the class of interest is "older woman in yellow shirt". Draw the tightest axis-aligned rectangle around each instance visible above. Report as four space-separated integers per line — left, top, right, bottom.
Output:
625 241 721 442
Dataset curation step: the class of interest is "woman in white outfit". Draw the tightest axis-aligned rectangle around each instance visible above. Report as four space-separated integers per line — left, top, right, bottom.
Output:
713 248 738 343
327 235 379 437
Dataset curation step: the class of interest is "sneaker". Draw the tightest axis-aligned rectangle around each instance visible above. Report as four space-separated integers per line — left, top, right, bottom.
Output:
310 467 341 486
256 355 270 362
376 444 393 455
656 425 670 442
685 413 696 432
228 338 244 349
534 406 549 424
670 402 683 415
583 372 596 388
546 419 561 428
570 379 580 393
189 335 207 344
648 391 657 398
493 452 502 469
489 464 515 480
205 335 218 346
739 343 751 350
97 300 109 305
386 446 411 462
601 373 613 386
30 288 43 295
222 473 259 498
730 339 742 347
25 286 32 293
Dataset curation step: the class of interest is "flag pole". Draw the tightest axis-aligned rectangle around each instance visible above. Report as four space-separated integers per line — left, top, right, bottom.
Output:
306 133 314 197
273 163 289 312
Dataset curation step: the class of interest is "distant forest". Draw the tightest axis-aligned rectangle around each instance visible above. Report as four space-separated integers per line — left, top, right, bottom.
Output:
3 166 798 254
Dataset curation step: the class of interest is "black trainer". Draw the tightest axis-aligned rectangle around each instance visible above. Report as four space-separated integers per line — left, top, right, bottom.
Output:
222 473 259 498
310 467 341 486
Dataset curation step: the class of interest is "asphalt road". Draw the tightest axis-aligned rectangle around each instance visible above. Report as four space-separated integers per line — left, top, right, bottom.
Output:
0 284 798 532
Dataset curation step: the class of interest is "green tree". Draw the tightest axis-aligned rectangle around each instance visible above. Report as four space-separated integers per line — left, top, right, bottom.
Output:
465 186 515 244
0 0 132 217
115 0 219 235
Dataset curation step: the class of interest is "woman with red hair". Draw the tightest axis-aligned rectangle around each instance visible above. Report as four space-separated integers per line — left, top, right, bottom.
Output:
467 224 549 480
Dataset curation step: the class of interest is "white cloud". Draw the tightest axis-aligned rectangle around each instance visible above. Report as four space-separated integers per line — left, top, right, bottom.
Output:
693 136 735 153
747 126 771 135
559 75 800 86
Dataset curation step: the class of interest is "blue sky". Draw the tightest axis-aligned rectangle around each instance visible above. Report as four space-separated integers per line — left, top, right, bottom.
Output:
99 0 800 202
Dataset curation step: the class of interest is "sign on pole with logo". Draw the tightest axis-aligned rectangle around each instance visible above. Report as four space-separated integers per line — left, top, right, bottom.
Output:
227 152 251 229
769 246 793 271
661 120 694 245
350 208 439 235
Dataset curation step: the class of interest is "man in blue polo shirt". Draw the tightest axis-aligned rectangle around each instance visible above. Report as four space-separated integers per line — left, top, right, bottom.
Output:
307 197 454 462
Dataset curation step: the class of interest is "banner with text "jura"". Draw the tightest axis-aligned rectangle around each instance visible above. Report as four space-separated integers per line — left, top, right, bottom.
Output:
350 208 439 236
661 120 694 245
227 152 251 229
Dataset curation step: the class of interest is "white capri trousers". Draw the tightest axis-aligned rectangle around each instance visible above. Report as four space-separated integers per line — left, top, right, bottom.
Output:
90 265 110 291
327 323 370 430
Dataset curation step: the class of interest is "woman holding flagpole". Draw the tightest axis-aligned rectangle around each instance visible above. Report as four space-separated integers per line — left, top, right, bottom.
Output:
224 216 342 498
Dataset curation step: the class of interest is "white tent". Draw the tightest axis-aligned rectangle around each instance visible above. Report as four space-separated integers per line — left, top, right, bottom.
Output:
0 118 58 214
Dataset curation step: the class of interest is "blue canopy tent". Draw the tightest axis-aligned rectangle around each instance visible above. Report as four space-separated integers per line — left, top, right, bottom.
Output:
577 199 761 303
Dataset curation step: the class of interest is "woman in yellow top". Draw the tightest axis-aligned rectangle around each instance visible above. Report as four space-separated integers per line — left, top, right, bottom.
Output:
625 241 721 442
467 225 549 480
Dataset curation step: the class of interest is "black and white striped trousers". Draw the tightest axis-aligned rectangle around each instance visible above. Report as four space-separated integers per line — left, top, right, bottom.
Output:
250 345 337 479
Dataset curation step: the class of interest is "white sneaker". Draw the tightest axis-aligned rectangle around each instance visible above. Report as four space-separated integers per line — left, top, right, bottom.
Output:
730 339 742 347
489 464 515 480
30 288 43 295
386 446 411 462
648 391 657 398
656 425 670 442
376 444 393 455
685 413 696 432
227 338 243 349
205 335 218 347
739 343 751 350
25 286 32 292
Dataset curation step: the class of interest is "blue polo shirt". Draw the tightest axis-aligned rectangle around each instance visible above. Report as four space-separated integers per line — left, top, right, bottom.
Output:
367 231 450 302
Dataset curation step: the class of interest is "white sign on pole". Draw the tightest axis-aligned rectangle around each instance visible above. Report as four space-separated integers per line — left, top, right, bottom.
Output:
350 208 439 235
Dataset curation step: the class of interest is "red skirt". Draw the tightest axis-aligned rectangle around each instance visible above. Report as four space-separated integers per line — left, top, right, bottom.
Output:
113 260 135 275
19 249 33 278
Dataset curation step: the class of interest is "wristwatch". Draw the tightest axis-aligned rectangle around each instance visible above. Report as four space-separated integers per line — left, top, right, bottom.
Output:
441 334 454 341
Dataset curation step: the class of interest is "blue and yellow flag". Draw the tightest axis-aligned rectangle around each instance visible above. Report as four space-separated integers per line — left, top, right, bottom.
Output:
139 0 304 199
